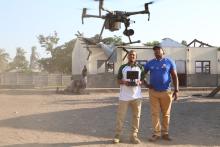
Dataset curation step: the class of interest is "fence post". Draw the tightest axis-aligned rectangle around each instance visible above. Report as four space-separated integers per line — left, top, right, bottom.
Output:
0 74 1 85
16 73 18 85
61 73 63 86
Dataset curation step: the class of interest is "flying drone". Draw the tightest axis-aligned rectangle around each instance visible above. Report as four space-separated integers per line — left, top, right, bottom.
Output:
82 0 154 44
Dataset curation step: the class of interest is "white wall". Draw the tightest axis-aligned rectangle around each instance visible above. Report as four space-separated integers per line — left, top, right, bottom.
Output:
188 47 217 74
88 46 108 74
114 48 123 74
125 49 154 61
125 47 186 61
72 39 109 75
163 47 186 60
72 41 218 76
72 38 89 75
217 51 220 74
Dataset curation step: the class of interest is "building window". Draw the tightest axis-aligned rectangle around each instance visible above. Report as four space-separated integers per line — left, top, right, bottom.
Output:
97 60 114 73
195 61 210 74
105 61 114 73
97 60 105 73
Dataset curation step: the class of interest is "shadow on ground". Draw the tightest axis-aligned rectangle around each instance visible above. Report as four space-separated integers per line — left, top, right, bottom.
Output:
0 96 219 146
51 97 118 105
0 89 55 95
0 140 113 147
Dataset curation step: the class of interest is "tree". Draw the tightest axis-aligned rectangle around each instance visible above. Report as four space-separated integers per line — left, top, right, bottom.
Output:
9 47 29 71
37 31 59 57
102 35 123 45
181 40 187 46
37 31 60 73
0 48 10 72
38 39 76 74
54 39 75 74
38 58 52 73
143 41 160 46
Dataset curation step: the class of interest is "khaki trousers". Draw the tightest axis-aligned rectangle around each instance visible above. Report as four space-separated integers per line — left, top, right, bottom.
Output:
115 99 142 137
149 89 173 136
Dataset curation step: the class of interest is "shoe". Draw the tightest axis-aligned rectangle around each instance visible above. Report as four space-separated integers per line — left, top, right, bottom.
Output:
148 135 160 142
162 134 172 141
130 136 141 144
113 134 120 144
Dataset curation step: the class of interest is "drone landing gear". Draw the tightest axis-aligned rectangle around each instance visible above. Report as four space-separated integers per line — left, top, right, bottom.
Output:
123 24 140 45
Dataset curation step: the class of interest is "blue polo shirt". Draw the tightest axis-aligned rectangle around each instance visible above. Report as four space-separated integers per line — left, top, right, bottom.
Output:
144 58 176 91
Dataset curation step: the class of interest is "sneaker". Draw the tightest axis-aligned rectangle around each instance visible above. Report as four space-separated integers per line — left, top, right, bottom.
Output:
130 136 141 144
113 134 120 144
148 135 160 142
162 134 172 141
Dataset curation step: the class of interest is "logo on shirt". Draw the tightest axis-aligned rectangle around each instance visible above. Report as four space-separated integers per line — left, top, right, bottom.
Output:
161 64 166 68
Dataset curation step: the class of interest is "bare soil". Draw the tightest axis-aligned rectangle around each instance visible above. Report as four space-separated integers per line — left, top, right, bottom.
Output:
0 89 219 147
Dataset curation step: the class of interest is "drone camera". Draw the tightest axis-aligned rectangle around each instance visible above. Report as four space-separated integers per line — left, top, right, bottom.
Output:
123 29 134 36
127 71 139 86
104 19 121 31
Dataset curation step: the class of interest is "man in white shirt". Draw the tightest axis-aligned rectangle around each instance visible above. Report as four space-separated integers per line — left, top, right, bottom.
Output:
113 50 145 144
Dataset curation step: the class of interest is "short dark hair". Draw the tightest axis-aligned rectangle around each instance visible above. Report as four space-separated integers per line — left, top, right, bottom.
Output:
153 45 162 50
152 45 165 54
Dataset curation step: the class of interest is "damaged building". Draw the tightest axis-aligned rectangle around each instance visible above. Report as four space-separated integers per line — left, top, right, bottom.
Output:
72 36 220 88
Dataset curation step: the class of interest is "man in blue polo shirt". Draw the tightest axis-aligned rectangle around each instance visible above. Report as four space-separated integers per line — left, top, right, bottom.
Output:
144 45 179 142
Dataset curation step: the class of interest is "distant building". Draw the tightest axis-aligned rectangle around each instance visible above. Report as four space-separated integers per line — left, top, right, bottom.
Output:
160 37 186 48
72 36 219 87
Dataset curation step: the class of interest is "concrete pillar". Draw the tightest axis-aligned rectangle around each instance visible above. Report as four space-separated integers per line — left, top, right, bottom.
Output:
114 47 123 75
186 48 191 86
217 50 220 85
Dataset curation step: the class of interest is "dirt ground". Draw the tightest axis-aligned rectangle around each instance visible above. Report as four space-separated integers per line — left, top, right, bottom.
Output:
0 89 219 147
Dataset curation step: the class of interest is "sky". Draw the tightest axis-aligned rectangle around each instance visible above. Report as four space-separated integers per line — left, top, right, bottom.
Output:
0 0 220 60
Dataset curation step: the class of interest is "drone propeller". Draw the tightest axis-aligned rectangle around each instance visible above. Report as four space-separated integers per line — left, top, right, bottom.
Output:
147 1 154 5
144 1 154 20
99 0 104 16
92 0 104 16
82 8 87 24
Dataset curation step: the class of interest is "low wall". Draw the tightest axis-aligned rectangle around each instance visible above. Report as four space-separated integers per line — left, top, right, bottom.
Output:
1 72 219 88
71 73 118 88
0 72 71 88
187 74 218 87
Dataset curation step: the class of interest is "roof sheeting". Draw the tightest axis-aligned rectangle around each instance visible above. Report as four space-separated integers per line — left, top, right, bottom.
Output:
98 42 117 62
160 38 186 48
